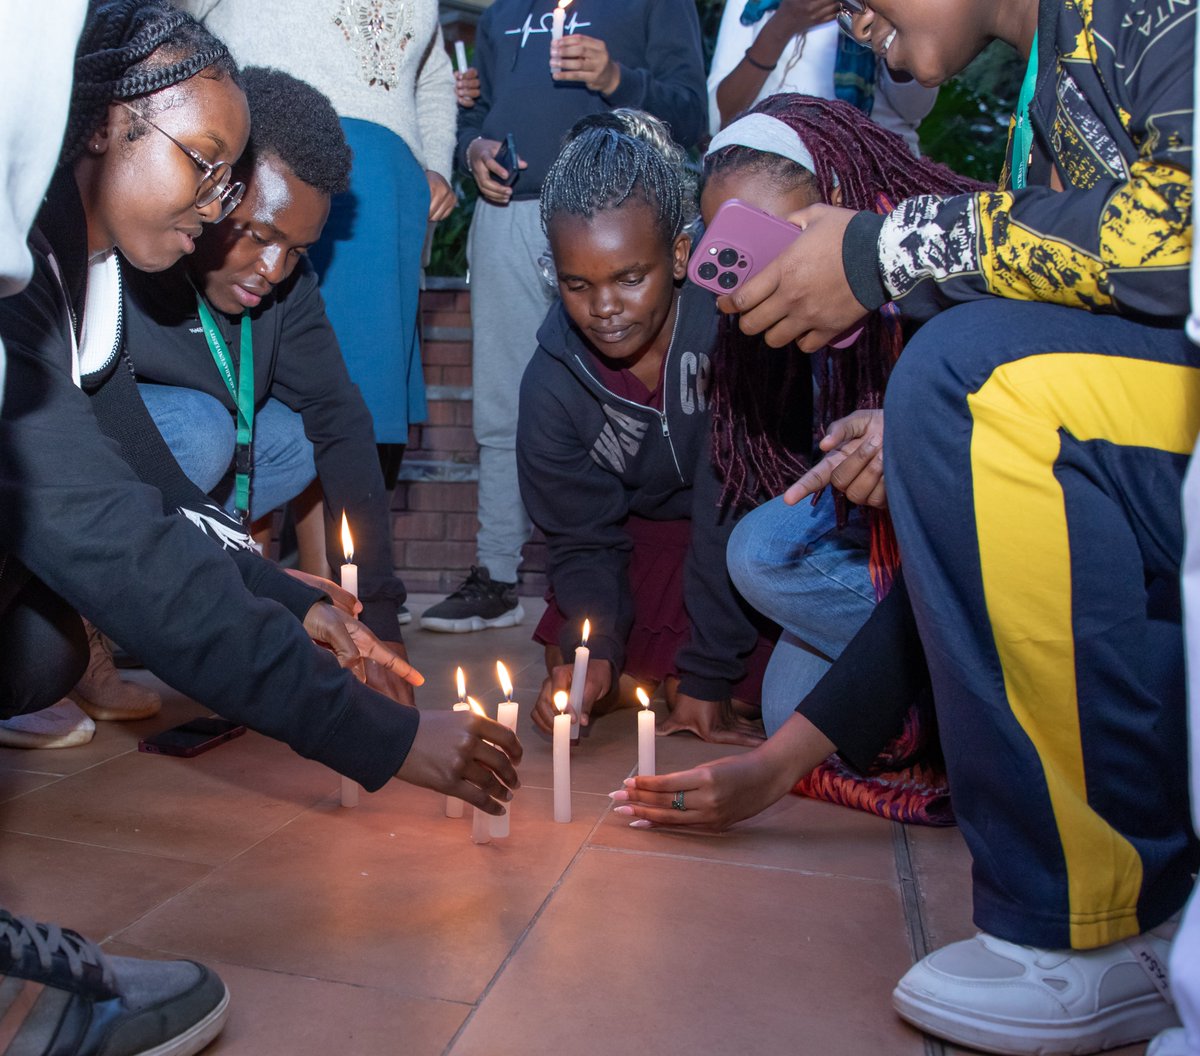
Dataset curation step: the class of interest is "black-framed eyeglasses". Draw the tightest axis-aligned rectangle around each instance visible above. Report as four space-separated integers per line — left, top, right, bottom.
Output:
836 0 869 44
118 102 245 222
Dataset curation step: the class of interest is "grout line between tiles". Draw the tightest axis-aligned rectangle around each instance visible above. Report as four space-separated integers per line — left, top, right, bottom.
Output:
439 797 617 1056
587 840 898 884
892 823 946 1056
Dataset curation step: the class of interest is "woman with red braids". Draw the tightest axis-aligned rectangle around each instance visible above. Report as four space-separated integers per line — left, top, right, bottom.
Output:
612 94 979 828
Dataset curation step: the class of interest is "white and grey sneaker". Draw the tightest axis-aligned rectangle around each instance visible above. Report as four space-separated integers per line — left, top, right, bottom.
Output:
0 699 96 749
893 921 1181 1055
419 567 525 633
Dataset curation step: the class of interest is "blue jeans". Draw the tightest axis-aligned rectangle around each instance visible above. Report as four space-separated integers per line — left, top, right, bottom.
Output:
139 385 317 522
726 493 876 735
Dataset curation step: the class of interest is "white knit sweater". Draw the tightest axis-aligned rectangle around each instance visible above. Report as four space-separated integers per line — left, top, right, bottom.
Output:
184 0 456 180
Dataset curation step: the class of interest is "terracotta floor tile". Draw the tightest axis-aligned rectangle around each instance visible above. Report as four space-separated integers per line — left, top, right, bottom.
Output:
118 784 603 1003
0 768 59 802
904 824 975 950
0 729 335 865
102 941 470 1056
592 791 899 882
450 848 925 1056
0 831 208 940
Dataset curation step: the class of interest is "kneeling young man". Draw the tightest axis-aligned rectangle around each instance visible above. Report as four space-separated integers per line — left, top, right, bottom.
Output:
717 0 1196 1052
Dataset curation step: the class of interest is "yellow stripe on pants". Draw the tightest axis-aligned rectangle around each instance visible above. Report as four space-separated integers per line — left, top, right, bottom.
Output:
968 353 1200 948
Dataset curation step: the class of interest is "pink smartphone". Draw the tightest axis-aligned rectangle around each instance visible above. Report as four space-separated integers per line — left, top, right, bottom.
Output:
688 198 800 297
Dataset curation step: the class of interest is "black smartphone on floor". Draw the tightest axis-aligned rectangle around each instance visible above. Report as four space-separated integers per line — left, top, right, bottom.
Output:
494 132 519 186
138 717 246 758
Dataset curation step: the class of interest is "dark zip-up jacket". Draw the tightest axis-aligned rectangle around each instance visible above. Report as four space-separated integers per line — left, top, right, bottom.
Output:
0 171 418 789
456 0 707 199
122 259 404 643
516 281 759 701
844 0 1193 320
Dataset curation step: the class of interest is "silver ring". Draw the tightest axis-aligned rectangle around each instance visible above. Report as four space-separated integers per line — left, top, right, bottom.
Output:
671 791 686 811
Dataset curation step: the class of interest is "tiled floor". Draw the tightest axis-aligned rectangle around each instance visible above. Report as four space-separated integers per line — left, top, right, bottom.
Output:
0 595 1149 1056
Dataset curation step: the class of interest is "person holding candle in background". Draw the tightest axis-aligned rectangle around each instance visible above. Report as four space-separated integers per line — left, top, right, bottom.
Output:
421 0 706 633
122 66 415 704
519 110 773 747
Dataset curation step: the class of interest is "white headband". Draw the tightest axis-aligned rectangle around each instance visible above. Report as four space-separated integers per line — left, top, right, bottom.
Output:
706 112 839 186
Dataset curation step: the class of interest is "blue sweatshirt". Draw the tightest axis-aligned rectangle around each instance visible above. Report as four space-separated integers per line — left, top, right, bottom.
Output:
456 0 707 199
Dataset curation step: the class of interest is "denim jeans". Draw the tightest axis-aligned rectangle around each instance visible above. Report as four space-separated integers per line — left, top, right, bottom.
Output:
139 385 316 522
726 493 876 735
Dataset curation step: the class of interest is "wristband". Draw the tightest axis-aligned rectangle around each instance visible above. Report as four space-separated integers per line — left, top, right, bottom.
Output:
743 48 777 72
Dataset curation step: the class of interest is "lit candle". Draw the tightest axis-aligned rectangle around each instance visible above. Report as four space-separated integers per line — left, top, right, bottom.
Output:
636 687 655 777
445 667 469 819
568 618 590 742
492 662 519 838
454 39 468 73
339 511 360 808
550 0 571 69
553 690 571 823
468 697 492 845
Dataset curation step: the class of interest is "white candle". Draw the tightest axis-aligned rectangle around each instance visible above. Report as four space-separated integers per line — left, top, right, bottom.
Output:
492 662 519 838
454 39 468 73
468 697 492 844
636 687 655 777
445 668 469 818
553 690 571 823
568 618 590 741
550 0 570 70
339 511 360 808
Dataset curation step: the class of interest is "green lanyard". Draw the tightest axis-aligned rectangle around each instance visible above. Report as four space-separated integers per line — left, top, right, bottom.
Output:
1011 30 1039 190
194 294 255 521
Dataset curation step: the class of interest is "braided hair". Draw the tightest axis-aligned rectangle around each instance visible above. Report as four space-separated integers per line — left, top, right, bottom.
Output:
707 93 981 513
64 0 239 165
540 109 696 247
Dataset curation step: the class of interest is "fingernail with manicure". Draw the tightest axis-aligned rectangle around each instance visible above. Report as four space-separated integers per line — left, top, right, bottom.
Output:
629 819 652 829
613 805 634 816
608 790 629 801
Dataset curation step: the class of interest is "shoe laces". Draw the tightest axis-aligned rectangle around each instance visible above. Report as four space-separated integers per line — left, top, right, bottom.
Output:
446 566 496 602
0 913 114 992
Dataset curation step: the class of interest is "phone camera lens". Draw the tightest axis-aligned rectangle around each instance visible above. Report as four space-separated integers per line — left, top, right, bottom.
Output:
718 271 739 289
698 262 718 280
717 248 739 267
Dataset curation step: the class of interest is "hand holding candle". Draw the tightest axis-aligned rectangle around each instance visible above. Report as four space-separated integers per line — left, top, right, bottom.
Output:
467 697 492 845
445 666 470 819
549 0 570 69
552 690 571 823
637 687 655 777
567 619 590 740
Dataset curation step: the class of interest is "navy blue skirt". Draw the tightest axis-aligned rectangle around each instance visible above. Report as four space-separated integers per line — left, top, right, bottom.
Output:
310 118 429 442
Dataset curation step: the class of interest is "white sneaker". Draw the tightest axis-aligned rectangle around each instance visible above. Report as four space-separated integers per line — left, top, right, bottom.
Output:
1147 1028 1197 1056
0 700 96 749
893 923 1182 1055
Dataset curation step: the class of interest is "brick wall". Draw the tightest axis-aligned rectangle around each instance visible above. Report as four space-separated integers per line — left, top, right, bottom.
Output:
393 276 548 596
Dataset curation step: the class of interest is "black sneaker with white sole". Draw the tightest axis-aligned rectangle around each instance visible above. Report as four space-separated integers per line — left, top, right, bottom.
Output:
0 910 230 1056
419 567 525 633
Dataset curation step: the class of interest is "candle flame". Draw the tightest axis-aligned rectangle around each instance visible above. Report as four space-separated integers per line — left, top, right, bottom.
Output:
553 690 569 714
467 696 486 718
340 510 354 562
496 661 513 700
636 687 650 709
557 0 571 10
455 666 466 702
581 618 590 644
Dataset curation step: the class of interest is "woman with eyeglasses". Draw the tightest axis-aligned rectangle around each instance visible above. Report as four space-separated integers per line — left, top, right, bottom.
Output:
0 0 519 893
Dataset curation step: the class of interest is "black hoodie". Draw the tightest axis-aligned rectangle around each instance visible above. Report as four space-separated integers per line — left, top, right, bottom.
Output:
0 171 418 789
516 281 760 701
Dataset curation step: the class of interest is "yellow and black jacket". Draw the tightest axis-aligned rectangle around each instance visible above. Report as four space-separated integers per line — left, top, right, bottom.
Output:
845 0 1193 320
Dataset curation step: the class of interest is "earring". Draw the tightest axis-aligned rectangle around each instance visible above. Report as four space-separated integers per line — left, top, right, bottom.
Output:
89 140 103 153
